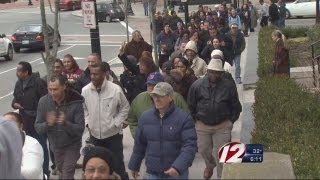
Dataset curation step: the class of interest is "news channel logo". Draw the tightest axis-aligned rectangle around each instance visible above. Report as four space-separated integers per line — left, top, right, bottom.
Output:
218 142 263 163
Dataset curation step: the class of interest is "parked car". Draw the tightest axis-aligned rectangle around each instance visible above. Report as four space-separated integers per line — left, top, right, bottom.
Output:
11 24 61 52
0 34 13 61
59 0 82 11
285 0 316 18
96 2 125 23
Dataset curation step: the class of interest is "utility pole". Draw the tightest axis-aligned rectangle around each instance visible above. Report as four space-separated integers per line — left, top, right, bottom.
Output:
125 0 130 42
182 0 189 25
316 0 320 24
89 0 101 57
150 0 158 66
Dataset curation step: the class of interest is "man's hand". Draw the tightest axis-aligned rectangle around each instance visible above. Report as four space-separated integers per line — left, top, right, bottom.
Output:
13 103 24 110
164 167 179 177
46 111 56 126
119 41 126 55
56 111 65 125
131 171 140 180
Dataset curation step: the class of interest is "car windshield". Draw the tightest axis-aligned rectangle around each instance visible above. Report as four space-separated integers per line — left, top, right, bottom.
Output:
16 25 41 33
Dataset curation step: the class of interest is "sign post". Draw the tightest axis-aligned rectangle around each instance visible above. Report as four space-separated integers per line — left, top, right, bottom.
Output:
82 0 101 57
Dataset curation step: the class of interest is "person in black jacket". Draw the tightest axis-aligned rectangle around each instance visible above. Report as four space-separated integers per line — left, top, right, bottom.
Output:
187 58 242 180
269 0 279 27
12 61 49 178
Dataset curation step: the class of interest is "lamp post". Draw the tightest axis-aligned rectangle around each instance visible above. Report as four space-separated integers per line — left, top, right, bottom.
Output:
127 0 134 15
90 0 101 57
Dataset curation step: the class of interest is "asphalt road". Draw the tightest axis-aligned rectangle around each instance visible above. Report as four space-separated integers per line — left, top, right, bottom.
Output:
0 7 130 115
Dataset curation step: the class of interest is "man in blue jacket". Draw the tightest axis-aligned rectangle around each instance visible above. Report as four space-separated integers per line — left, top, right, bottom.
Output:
128 82 197 179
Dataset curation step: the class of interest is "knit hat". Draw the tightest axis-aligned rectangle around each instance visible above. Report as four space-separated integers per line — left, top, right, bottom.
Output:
185 41 198 53
207 58 224 72
127 55 137 65
211 49 224 59
146 72 164 85
82 146 114 175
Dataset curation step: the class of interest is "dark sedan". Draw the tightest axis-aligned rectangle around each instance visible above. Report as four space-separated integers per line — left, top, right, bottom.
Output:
96 2 125 23
11 24 61 52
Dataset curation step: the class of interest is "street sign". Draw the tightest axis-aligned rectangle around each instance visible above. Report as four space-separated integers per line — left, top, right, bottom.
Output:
82 1 96 29
181 0 187 2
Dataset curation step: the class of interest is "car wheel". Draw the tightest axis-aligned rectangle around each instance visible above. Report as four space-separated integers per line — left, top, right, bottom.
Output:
285 9 291 19
4 45 13 61
14 46 20 53
105 15 111 23
119 17 125 21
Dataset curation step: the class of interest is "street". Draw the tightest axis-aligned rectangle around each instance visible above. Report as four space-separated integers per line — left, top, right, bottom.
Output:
0 2 317 179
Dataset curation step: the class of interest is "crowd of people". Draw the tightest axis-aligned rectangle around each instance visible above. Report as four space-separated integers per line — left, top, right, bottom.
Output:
0 1 291 179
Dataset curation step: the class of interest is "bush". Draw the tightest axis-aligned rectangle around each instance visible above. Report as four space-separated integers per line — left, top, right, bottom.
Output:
281 26 309 38
253 27 320 178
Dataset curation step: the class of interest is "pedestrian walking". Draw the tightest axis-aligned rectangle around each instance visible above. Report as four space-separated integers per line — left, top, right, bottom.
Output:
185 40 207 77
129 82 197 179
82 63 130 180
272 30 289 77
4 112 44 180
278 0 286 28
259 0 269 27
12 61 50 177
63 54 83 86
127 72 189 138
240 4 250 37
248 1 258 32
35 74 85 179
142 0 148 16
224 23 246 84
269 0 280 27
188 58 242 179
124 30 153 61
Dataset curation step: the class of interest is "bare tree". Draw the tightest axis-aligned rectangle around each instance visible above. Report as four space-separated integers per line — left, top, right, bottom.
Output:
40 0 61 81
149 0 158 66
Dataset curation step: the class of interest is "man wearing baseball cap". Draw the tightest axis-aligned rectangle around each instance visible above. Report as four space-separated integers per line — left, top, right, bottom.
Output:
127 72 189 138
129 82 197 179
188 58 242 179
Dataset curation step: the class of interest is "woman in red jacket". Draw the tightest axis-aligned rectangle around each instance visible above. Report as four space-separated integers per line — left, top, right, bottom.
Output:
272 30 289 77
63 54 83 84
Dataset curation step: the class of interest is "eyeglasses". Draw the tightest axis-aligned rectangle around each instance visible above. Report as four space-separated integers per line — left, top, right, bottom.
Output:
85 167 109 175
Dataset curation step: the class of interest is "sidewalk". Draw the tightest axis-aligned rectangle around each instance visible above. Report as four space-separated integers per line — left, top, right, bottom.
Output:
70 2 257 179
0 0 50 10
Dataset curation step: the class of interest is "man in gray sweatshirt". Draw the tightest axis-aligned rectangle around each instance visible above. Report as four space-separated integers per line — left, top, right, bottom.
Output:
0 117 23 179
35 74 85 179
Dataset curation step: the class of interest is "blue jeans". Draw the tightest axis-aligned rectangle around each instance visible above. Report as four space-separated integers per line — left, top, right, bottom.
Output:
146 170 188 179
279 17 285 28
233 54 241 82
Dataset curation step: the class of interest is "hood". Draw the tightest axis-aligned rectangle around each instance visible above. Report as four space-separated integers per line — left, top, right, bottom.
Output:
64 89 84 105
185 40 198 53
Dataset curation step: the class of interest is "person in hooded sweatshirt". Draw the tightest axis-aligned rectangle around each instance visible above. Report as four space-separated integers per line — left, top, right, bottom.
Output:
35 74 85 179
0 117 23 179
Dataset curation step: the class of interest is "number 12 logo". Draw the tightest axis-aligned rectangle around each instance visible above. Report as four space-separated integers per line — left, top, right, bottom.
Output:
218 142 245 163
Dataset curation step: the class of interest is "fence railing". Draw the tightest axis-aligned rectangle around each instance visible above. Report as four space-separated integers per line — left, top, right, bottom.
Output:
310 40 320 87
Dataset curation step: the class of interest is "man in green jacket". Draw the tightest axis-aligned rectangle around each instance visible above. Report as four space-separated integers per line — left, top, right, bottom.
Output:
128 72 189 138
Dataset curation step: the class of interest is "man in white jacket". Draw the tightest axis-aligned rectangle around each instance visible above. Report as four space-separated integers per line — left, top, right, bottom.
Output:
4 112 43 179
82 63 130 180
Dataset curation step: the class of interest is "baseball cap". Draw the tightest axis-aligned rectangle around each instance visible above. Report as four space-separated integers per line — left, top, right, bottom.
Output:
146 72 164 85
150 82 174 97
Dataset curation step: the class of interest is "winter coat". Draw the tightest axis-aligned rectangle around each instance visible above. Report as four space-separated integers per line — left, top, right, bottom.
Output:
35 89 85 152
180 72 197 101
128 91 189 138
269 3 279 21
169 16 184 31
82 79 130 139
75 68 91 93
118 53 148 101
200 45 232 65
273 38 289 75
12 73 48 134
188 75 242 125
249 5 258 28
156 31 177 54
124 39 153 61
63 68 83 84
22 135 43 179
224 30 246 57
128 104 197 175
189 56 207 77
0 118 23 179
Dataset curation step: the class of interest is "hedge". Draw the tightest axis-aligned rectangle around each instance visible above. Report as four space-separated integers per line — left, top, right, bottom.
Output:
0 0 17 3
252 26 320 178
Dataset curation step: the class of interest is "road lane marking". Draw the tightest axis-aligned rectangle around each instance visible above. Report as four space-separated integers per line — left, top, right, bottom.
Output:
0 45 76 76
119 21 134 34
0 92 13 100
0 45 76 101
